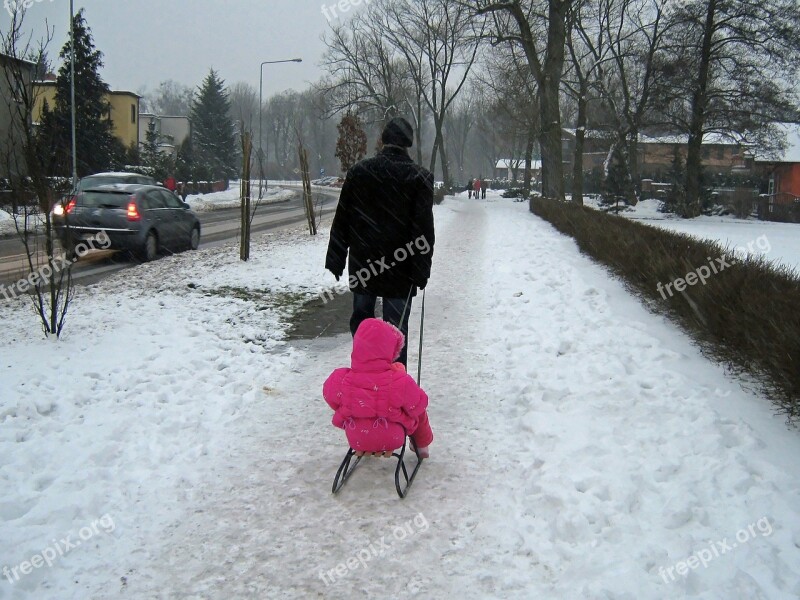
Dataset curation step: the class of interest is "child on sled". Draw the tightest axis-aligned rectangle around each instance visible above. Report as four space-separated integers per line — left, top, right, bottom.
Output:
323 318 433 458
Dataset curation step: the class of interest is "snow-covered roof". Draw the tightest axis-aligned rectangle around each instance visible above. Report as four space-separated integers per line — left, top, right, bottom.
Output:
83 172 145 178
562 128 616 140
495 159 542 169
753 123 800 164
562 128 741 145
638 133 739 145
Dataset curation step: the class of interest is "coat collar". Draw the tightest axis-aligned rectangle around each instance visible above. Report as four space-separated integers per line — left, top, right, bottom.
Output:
379 145 412 161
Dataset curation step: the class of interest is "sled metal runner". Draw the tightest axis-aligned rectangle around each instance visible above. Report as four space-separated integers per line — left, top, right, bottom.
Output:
331 439 423 498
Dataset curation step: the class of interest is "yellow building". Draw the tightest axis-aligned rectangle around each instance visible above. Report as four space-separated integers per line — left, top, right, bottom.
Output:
33 82 140 148
107 91 140 148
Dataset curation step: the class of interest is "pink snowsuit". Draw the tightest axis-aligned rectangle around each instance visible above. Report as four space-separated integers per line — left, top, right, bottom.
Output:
323 318 433 453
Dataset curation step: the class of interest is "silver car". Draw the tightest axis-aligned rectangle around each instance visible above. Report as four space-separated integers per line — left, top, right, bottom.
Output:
54 184 200 261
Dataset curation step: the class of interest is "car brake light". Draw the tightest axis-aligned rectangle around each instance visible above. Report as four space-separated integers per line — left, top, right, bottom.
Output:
54 197 76 217
127 199 141 221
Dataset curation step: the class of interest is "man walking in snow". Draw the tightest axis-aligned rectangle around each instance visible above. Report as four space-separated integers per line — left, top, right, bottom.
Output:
325 116 435 367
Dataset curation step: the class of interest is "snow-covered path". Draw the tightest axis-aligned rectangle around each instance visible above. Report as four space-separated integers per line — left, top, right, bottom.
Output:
2 195 799 598
126 197 799 598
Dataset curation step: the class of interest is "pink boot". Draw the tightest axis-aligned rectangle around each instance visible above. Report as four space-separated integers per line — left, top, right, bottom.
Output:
409 438 429 459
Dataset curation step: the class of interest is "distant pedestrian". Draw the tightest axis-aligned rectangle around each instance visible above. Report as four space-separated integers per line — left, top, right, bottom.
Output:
481 178 488 200
467 178 473 199
473 177 481 200
164 175 177 193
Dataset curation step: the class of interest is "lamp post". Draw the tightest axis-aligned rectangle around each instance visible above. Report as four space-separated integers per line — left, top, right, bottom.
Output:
70 0 77 188
258 58 302 174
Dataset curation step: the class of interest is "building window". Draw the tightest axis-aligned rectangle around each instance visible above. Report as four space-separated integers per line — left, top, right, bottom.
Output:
131 104 136 124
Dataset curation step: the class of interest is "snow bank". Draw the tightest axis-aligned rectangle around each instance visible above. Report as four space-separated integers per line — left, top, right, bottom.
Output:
185 185 297 212
0 209 16 236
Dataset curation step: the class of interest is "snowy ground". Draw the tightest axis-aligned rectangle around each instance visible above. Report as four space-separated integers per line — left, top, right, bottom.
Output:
585 197 800 272
1 191 799 599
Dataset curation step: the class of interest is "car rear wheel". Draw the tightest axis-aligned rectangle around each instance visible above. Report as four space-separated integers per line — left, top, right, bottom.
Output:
141 231 158 262
189 226 200 250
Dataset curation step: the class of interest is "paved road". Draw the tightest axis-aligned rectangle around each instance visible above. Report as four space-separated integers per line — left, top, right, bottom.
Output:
0 185 340 289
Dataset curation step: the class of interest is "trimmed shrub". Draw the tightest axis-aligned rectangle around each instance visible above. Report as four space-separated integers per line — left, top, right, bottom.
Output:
531 197 800 423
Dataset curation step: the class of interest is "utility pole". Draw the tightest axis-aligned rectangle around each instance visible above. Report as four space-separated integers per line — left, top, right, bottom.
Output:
70 0 77 189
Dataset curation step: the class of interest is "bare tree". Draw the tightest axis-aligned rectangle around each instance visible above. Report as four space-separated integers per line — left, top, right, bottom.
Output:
1 7 74 337
320 11 412 123
572 0 675 204
655 0 800 214
229 81 259 133
378 0 485 184
480 44 540 192
140 79 194 116
263 90 303 178
443 85 479 183
471 0 571 200
563 0 603 204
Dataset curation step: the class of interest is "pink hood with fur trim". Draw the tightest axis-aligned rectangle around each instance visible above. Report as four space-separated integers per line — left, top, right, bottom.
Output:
323 319 428 452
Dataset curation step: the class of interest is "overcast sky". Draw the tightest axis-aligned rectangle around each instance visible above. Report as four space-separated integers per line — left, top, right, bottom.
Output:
1 0 349 98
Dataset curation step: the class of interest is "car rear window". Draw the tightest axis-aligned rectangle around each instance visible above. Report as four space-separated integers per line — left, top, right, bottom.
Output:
78 177 129 191
78 191 132 208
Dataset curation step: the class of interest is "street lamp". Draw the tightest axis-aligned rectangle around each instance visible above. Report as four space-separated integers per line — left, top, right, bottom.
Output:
258 58 302 174
70 0 77 188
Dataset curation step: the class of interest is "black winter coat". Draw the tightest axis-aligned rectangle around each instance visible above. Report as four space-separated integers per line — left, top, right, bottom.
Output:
325 146 435 298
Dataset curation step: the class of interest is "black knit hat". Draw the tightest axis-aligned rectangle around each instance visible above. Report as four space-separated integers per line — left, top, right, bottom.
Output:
381 117 414 148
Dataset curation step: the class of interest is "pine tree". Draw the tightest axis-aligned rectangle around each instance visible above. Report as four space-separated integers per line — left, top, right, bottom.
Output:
335 112 367 174
663 148 688 217
189 69 237 181
141 119 171 181
34 98 68 176
43 9 118 176
175 137 194 182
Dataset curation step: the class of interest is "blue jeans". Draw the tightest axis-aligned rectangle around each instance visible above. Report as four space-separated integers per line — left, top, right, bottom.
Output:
350 293 413 367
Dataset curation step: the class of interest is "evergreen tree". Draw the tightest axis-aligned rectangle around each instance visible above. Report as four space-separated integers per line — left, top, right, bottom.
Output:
663 148 688 216
189 69 237 181
140 117 162 177
34 98 69 177
601 144 631 211
335 112 367 174
175 137 194 182
43 9 119 177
